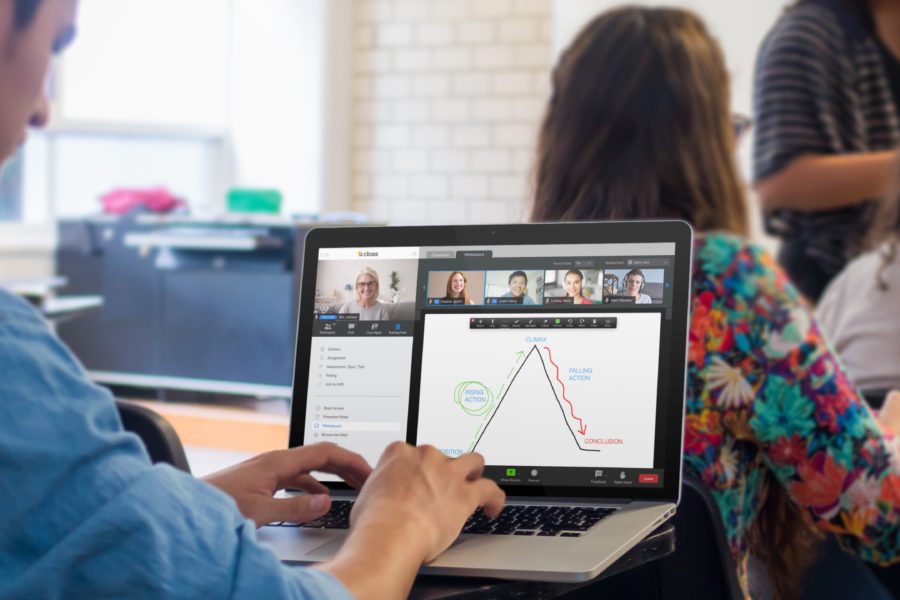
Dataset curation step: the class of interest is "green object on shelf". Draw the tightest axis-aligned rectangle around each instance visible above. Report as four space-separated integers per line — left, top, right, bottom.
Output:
227 188 282 214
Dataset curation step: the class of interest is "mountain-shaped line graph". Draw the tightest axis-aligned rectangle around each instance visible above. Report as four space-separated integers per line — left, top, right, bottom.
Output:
470 344 602 453
543 345 587 436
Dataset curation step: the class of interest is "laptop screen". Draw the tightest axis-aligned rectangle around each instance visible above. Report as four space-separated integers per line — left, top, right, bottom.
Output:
292 225 689 500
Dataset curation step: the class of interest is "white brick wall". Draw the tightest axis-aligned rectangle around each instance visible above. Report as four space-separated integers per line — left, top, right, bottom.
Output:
352 0 552 225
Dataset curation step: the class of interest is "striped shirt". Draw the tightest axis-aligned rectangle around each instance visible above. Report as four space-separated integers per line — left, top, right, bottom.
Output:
753 0 900 273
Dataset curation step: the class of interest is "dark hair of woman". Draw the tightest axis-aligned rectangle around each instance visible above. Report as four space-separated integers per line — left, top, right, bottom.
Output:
531 7 818 598
13 0 43 31
865 158 900 290
530 6 748 236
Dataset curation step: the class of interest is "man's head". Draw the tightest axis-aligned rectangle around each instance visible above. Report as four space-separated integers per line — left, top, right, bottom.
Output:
0 0 77 164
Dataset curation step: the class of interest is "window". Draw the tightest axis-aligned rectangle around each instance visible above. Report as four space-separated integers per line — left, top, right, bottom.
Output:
3 0 348 227
56 0 229 130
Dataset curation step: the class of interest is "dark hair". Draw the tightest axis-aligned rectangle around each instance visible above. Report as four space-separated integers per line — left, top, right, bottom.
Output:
564 269 583 282
624 269 645 282
788 0 874 32
508 270 528 284
865 155 900 290
13 0 42 31
748 472 822 600
530 6 748 235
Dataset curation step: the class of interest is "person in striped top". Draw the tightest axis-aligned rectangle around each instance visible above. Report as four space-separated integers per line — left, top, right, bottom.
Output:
753 0 900 302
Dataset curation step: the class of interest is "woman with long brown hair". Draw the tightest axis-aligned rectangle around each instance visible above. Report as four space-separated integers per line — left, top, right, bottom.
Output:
443 271 474 304
532 7 900 599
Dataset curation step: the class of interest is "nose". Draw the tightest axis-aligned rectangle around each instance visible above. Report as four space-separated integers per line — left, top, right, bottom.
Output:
29 93 50 129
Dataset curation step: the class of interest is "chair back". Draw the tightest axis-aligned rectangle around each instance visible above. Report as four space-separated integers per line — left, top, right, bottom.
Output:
115 400 191 473
655 475 743 599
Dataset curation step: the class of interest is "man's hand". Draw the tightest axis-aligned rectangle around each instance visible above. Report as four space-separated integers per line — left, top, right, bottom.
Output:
353 443 505 561
319 443 505 599
203 442 371 527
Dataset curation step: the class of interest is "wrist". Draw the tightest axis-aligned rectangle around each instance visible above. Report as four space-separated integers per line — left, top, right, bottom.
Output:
319 510 432 599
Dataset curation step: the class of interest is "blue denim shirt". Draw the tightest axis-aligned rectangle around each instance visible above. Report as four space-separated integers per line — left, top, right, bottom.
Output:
0 291 352 599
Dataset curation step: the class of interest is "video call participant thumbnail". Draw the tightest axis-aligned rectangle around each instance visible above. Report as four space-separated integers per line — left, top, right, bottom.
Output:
426 271 486 305
603 268 665 304
338 267 392 319
314 259 418 321
543 269 601 305
484 270 543 305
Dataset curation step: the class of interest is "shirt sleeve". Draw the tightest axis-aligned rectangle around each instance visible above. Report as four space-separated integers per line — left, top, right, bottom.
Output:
752 6 855 182
743 248 900 565
0 291 353 599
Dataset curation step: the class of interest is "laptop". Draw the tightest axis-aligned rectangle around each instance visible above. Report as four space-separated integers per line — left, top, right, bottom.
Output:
259 220 692 582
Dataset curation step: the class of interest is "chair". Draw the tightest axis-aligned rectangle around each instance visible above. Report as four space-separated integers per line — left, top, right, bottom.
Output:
653 475 743 599
572 475 743 599
115 399 191 473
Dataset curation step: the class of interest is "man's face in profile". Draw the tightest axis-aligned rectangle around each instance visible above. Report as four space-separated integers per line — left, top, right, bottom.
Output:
0 0 78 163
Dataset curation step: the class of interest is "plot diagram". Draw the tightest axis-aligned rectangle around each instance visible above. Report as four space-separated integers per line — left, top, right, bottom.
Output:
416 312 660 468
468 345 600 454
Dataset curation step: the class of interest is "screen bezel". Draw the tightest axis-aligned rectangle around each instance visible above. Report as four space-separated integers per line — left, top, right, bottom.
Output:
288 220 692 502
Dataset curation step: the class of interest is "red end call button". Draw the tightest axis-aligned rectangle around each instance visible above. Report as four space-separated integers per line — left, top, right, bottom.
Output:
638 473 659 484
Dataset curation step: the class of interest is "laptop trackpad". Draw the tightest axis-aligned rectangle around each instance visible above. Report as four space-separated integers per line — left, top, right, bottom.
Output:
306 536 346 558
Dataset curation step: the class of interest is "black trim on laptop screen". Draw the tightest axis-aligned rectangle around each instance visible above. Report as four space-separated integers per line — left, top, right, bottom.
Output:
289 221 692 503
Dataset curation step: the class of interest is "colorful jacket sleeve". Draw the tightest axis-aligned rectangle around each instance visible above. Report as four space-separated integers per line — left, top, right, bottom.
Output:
695 237 900 564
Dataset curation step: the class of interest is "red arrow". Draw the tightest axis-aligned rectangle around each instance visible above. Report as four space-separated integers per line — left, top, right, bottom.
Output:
543 346 587 435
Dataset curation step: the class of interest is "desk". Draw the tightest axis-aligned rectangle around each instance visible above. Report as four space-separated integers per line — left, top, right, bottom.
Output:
0 275 67 299
410 523 675 599
41 295 104 324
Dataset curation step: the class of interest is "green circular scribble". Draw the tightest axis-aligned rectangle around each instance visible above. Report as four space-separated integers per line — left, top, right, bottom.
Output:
454 381 494 416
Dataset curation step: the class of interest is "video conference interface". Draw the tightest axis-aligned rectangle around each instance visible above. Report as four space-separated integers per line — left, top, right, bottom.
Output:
305 243 675 489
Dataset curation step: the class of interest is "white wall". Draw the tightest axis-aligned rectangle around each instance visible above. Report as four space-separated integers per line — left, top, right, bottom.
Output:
350 0 553 225
229 0 353 216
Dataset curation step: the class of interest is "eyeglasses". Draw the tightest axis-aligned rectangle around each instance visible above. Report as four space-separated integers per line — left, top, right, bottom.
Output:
732 113 753 140
356 281 376 288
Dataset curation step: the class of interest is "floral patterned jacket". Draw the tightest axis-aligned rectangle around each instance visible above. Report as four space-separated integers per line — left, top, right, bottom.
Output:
686 233 900 595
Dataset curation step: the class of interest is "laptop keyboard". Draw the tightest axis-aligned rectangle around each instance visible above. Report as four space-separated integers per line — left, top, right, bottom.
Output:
461 505 615 537
269 501 616 538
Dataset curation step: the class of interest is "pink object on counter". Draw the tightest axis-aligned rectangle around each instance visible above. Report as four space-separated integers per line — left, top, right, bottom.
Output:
99 187 184 215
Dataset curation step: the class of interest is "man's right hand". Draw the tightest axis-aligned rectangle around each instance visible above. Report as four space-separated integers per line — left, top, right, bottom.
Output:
352 442 505 561
317 442 505 599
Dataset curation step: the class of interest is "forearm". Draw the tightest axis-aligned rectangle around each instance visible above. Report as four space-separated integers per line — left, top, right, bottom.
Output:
755 150 899 211
317 519 429 599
